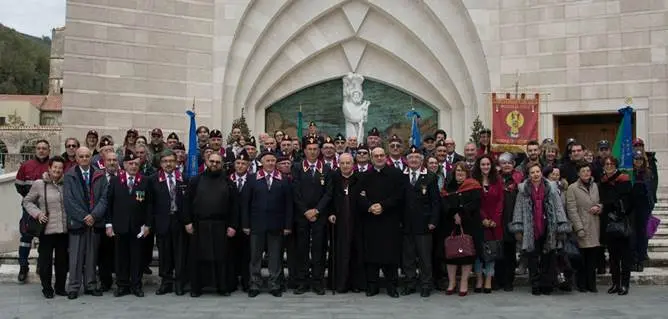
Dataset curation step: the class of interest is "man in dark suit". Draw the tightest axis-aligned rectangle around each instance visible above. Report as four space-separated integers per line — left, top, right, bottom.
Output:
291 137 333 295
148 149 188 296
242 150 293 298
95 151 120 292
401 146 439 297
105 150 151 297
443 138 464 175
228 150 252 292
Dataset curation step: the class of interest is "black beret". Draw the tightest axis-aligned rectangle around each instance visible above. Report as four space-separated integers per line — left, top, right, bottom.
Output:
389 134 402 143
167 132 179 140
407 145 421 155
368 127 380 137
173 142 185 151
99 137 113 148
247 136 257 147
235 149 250 161
123 149 137 162
209 129 223 138
334 133 345 142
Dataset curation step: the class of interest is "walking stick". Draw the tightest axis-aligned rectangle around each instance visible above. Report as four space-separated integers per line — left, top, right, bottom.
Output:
330 220 336 295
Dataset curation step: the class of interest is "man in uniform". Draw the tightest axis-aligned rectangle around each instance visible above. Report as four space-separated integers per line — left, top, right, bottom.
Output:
15 139 51 282
149 128 166 168
366 127 382 150
105 150 151 297
279 135 294 160
401 146 439 297
173 142 187 175
242 150 293 298
385 134 406 170
208 129 234 170
245 137 261 174
421 135 436 156
327 153 365 293
291 137 333 295
592 140 611 182
95 151 119 292
354 144 372 172
92 136 114 170
321 136 339 171
183 153 238 297
333 133 347 159
228 150 252 292
64 147 108 299
149 150 188 296
357 147 405 298
166 132 179 149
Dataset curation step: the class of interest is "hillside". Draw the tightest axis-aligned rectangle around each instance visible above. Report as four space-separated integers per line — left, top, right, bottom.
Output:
0 23 51 94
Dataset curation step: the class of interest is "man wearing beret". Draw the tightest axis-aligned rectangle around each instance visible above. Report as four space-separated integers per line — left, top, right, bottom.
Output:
172 142 187 176
149 128 166 168
105 150 151 298
92 137 114 170
166 132 180 149
228 150 252 293
244 137 261 174
366 127 382 150
291 136 333 295
209 129 234 172
385 135 407 171
333 133 347 160
354 144 372 173
321 136 339 171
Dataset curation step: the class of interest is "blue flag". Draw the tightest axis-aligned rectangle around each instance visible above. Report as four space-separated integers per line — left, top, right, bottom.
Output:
406 109 421 148
612 106 634 170
186 110 198 178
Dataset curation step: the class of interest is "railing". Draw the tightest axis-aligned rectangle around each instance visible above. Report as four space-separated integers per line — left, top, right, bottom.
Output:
0 153 38 174
0 172 21 253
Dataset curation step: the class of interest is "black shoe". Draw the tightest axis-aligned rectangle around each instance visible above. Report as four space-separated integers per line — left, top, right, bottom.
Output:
474 287 482 293
248 289 260 298
55 289 68 297
114 287 130 297
401 287 416 296
503 285 514 292
143 266 152 275
67 292 78 300
607 285 620 294
175 286 185 296
558 284 572 292
18 266 28 283
42 289 54 299
270 289 282 297
386 287 399 298
531 288 541 296
294 285 308 295
366 287 379 297
541 288 552 295
155 285 173 295
588 287 598 293
217 290 230 297
578 287 588 293
420 288 431 297
618 286 629 295
84 289 103 297
132 288 145 297
483 288 492 294
313 286 325 295
597 268 606 275
190 291 202 298
637 264 644 272
100 283 112 292
351 288 361 293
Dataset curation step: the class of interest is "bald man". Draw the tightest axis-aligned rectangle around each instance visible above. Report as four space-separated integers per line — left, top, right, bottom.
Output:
443 138 464 174
64 147 109 299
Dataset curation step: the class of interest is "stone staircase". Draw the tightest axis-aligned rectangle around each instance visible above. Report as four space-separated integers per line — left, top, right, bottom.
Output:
648 196 668 266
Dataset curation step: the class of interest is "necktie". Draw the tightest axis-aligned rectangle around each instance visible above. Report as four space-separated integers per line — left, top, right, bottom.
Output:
128 176 135 194
168 173 177 212
395 160 400 169
83 171 89 187
326 162 331 169
237 178 242 190
266 175 272 190
310 165 316 176
411 171 417 186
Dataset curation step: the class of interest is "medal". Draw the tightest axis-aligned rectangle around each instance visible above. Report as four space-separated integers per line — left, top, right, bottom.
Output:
344 187 349 195
320 176 325 186
135 191 145 202
421 185 427 195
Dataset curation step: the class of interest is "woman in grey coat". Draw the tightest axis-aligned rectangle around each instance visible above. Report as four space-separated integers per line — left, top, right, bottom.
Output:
22 156 68 299
509 162 571 296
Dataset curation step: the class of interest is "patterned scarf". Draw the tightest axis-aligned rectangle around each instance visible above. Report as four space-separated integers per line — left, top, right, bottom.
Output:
530 181 546 240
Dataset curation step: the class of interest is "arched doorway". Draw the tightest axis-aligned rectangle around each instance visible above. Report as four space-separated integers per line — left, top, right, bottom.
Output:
0 139 7 171
265 79 438 141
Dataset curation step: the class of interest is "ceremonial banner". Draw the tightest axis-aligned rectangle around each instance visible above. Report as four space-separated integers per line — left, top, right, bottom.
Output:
612 105 634 170
491 93 540 148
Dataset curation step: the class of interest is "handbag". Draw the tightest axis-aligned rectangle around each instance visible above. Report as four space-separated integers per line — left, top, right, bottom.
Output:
482 240 503 262
563 234 580 259
647 215 661 239
445 225 476 259
20 182 49 237
606 200 631 238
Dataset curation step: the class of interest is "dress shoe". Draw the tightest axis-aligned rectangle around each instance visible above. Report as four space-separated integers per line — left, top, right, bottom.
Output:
336 289 349 294
85 289 103 297
401 287 416 296
313 286 326 295
577 287 588 293
420 288 431 298
503 285 514 292
474 287 482 293
607 285 620 294
190 291 202 298
531 288 541 296
67 292 78 300
483 288 492 294
294 285 309 295
175 286 185 296
386 288 399 298
100 283 112 292
458 290 468 297
114 287 130 297
351 288 361 293
270 289 282 297
155 285 173 295
132 288 145 297
248 289 260 298
366 287 379 297
42 289 54 299
618 286 629 295
445 289 455 295
588 287 598 293
217 290 230 297
541 288 552 296
18 266 28 283
143 266 153 275
55 289 68 297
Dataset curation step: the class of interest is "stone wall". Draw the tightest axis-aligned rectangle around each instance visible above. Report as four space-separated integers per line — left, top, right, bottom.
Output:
0 127 62 172
0 173 21 253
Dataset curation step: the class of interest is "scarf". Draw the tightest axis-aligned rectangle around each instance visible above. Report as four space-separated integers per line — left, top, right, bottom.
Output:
530 181 546 240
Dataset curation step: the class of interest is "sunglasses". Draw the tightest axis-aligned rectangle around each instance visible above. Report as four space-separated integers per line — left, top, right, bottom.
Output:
66 144 78 148
389 144 402 149
357 151 369 155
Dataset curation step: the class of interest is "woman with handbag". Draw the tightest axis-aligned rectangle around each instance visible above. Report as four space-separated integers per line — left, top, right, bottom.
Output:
599 156 633 295
630 150 656 272
510 162 571 296
441 162 482 296
22 156 68 299
472 154 504 294
566 161 602 293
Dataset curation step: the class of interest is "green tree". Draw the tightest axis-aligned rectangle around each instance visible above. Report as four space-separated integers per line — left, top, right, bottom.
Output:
226 113 253 145
469 114 487 145
0 24 50 94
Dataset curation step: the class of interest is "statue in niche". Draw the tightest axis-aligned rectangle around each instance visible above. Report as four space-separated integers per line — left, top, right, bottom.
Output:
342 72 370 143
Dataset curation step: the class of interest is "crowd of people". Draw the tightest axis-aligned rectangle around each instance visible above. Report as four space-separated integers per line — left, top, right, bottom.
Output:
13 121 659 300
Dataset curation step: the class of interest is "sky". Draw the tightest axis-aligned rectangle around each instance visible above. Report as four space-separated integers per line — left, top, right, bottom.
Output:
0 0 66 38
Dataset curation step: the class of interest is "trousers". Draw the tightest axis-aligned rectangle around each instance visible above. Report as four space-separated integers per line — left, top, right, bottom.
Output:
608 237 631 287
68 228 100 292
526 236 556 291
576 247 598 290
157 214 188 288
37 233 68 292
295 217 326 286
115 233 143 289
401 234 433 289
249 230 283 291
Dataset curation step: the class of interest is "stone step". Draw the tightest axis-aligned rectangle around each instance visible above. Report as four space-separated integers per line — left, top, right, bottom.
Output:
648 239 668 252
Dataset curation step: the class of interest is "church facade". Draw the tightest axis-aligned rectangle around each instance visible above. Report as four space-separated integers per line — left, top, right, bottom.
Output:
62 0 666 185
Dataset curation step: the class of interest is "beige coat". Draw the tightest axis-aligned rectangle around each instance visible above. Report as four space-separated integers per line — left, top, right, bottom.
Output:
566 179 601 248
22 172 67 235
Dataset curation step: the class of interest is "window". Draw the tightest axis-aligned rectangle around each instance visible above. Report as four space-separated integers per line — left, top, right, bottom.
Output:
0 117 5 125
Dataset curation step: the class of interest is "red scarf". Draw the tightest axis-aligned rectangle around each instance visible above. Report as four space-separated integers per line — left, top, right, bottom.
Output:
530 181 546 240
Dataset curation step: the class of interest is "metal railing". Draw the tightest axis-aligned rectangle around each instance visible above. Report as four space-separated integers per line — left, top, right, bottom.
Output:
0 153 38 174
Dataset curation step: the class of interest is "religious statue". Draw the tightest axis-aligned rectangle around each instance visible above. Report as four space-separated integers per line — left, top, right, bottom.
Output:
342 72 370 142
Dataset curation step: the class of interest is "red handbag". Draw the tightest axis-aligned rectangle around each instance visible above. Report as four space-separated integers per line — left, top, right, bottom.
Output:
445 225 476 259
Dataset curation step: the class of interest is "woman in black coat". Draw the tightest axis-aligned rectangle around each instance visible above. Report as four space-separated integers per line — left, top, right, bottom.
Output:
441 162 482 296
599 156 633 295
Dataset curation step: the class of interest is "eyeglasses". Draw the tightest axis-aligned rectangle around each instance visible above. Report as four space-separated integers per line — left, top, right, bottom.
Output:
357 151 368 155
389 144 401 149
36 147 49 151
335 141 346 145
66 144 78 148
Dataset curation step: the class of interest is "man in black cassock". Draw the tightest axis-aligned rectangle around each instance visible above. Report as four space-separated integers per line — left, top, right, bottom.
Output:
327 153 365 293
105 150 150 297
183 153 238 297
357 147 405 298
401 146 439 297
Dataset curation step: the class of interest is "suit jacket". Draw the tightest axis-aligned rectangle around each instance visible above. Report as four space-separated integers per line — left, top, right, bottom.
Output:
146 170 186 235
106 172 150 235
63 165 108 230
241 170 293 233
403 168 440 234
291 159 333 218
